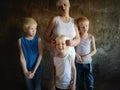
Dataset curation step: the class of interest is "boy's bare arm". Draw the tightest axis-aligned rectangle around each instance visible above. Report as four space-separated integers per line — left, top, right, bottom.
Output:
71 59 76 90
51 60 56 90
32 38 42 74
85 35 97 58
18 39 28 76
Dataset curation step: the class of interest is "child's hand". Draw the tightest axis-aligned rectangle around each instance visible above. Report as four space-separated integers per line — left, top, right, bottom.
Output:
76 54 82 62
24 71 34 79
29 72 34 79
24 72 31 78
81 55 89 62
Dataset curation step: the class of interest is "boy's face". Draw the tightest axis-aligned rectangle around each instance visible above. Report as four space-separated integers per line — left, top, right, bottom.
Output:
55 39 67 53
26 24 37 37
79 21 89 33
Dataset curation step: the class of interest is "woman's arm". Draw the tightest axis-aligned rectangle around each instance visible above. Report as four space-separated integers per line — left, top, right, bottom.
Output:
44 16 56 45
66 24 80 47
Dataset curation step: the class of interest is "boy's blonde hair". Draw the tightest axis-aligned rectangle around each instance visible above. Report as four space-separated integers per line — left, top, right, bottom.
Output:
56 0 70 7
55 35 69 43
23 17 37 31
77 16 89 25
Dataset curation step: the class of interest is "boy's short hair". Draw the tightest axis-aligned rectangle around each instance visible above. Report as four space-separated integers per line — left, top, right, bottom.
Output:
77 16 89 25
55 35 69 43
56 0 70 8
23 17 37 31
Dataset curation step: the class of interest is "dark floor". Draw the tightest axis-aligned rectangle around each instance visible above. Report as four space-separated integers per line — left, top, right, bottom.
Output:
2 75 120 90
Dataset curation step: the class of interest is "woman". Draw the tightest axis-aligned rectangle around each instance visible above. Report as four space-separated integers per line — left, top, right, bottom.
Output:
44 0 80 60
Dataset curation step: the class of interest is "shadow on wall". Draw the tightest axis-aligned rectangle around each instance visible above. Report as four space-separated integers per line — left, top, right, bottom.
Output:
0 22 26 90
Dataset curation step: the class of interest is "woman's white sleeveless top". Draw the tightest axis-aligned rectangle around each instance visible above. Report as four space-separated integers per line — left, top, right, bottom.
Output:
52 16 76 60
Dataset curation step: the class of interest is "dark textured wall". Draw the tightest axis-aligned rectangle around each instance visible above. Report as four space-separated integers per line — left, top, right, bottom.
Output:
0 0 120 90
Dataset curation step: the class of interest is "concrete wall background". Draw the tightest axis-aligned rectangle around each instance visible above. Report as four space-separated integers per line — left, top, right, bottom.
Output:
0 0 120 90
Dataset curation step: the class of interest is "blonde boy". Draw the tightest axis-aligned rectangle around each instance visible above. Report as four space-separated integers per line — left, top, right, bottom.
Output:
53 35 76 90
18 17 43 90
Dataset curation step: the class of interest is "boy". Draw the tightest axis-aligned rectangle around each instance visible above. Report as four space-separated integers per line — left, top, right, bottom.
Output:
75 16 97 90
18 17 42 90
53 35 76 90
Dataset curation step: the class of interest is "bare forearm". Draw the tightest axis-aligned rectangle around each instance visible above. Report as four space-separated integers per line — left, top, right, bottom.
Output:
32 55 42 73
88 50 97 57
71 38 80 46
73 69 76 86
44 35 52 44
20 57 28 74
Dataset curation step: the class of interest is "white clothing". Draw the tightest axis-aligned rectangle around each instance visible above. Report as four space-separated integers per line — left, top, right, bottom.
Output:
53 54 73 89
76 34 92 64
52 16 76 60
52 16 76 39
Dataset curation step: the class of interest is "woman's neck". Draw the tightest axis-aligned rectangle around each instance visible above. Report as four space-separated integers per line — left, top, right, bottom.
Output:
61 13 69 18
60 14 70 23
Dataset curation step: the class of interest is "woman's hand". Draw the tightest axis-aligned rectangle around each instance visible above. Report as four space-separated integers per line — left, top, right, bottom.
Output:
51 39 56 47
66 39 72 46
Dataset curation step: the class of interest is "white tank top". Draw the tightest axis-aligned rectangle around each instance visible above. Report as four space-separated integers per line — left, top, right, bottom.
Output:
52 16 76 39
75 34 92 64
52 16 76 60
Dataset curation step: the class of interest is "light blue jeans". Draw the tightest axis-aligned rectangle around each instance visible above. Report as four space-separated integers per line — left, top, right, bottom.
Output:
24 72 41 90
75 62 94 90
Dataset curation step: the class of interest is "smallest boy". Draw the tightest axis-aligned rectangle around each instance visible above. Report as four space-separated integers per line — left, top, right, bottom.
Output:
75 16 97 90
53 35 76 90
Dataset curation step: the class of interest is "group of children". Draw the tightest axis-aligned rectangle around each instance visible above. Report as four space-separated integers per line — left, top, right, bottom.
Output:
18 16 96 90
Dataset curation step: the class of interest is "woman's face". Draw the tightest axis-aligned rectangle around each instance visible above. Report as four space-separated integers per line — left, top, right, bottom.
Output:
57 1 70 14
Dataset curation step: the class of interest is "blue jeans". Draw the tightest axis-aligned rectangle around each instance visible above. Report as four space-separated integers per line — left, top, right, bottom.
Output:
24 72 41 90
75 62 94 90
